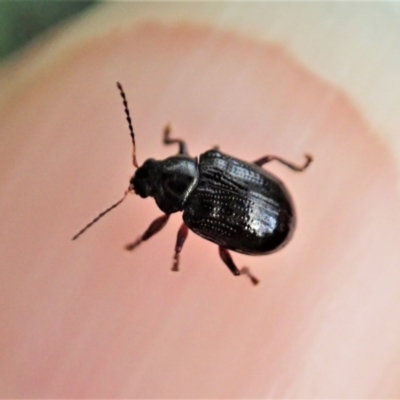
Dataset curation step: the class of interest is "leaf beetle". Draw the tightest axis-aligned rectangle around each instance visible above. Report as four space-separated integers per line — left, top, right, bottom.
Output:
73 82 312 285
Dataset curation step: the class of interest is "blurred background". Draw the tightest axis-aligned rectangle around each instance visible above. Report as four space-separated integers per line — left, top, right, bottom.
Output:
1 2 400 397
0 1 96 60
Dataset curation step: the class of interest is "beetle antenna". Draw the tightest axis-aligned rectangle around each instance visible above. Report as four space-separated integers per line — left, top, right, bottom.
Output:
116 82 139 168
72 189 130 241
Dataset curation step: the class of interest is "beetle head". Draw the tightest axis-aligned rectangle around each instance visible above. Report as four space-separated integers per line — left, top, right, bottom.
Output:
130 158 158 198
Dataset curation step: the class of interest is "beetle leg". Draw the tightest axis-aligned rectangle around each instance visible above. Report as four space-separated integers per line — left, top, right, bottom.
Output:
163 124 189 155
239 267 260 286
171 223 189 272
218 246 260 285
253 154 313 172
125 214 170 251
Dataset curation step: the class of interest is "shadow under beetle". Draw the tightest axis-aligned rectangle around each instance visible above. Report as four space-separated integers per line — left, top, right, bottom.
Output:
73 82 313 285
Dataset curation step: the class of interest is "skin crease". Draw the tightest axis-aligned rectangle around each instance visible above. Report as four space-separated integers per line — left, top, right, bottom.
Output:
1 5 400 399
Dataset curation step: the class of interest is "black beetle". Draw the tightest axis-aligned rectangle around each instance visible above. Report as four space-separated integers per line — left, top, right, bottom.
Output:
73 82 312 285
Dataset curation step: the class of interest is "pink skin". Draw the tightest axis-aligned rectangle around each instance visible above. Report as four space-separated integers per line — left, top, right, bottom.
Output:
0 22 400 397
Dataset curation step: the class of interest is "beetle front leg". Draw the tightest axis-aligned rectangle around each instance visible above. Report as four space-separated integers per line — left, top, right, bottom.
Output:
125 214 170 251
163 124 189 155
253 154 312 172
218 246 259 285
171 223 189 271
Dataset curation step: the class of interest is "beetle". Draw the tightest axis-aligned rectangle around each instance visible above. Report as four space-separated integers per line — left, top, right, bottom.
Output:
72 82 312 285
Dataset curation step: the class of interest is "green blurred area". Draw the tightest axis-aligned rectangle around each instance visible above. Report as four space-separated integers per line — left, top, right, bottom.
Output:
0 1 96 60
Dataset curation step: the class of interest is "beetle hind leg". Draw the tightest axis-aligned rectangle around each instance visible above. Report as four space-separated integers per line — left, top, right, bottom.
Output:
239 266 260 286
218 246 260 286
253 154 312 172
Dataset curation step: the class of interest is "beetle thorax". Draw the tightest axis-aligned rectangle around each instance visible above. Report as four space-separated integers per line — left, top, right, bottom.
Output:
131 156 199 214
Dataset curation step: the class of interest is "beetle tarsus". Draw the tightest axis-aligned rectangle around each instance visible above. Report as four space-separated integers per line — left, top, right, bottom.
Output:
240 267 260 285
172 223 189 272
125 237 142 251
125 214 170 252
171 255 179 272
219 247 259 285
253 153 313 172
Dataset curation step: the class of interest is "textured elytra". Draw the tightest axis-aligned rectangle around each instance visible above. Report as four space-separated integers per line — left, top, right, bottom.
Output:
183 150 294 255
